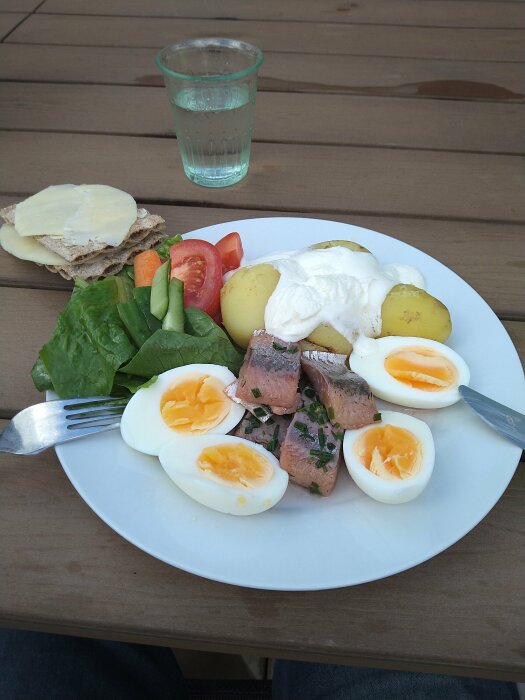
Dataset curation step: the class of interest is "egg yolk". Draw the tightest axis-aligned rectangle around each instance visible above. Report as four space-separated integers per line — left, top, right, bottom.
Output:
160 374 230 433
197 443 273 489
384 347 458 392
354 425 422 480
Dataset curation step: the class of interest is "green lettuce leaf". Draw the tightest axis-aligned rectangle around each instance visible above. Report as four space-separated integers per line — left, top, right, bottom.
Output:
156 234 182 260
37 276 137 398
117 286 161 348
120 307 244 377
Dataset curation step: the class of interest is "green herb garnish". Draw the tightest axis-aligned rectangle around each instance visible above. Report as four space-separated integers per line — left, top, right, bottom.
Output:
266 425 280 454
318 428 326 450
373 412 382 422
308 482 322 496
287 345 299 354
295 421 314 441
251 387 262 398
299 401 329 425
303 387 316 400
327 406 335 421
272 341 286 351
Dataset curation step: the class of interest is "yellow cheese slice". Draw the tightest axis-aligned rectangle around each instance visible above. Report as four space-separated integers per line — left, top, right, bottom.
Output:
0 224 67 265
13 184 137 247
15 184 80 237
64 184 137 247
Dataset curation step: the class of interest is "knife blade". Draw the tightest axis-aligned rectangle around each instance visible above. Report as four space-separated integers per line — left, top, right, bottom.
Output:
458 385 525 450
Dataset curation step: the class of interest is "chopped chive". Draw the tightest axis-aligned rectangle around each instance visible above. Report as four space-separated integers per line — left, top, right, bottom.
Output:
251 387 262 398
373 412 382 422
295 421 314 441
304 387 316 400
299 401 328 425
266 425 280 454
331 430 344 441
272 341 286 351
287 345 299 354
318 428 326 450
253 407 268 418
327 406 335 420
244 427 253 435
308 482 322 496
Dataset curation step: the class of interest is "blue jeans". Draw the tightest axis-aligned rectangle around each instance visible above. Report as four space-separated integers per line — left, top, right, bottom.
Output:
0 628 519 699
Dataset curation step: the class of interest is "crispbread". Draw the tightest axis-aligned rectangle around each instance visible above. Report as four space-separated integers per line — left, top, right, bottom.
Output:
46 229 168 281
0 204 165 264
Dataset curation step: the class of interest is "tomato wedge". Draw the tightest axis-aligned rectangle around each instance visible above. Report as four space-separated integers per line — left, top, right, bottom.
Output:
215 231 243 274
169 239 222 317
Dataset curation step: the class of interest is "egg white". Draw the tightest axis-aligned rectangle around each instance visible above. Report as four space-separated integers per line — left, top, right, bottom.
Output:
120 364 245 456
343 410 435 504
349 336 470 409
159 434 289 516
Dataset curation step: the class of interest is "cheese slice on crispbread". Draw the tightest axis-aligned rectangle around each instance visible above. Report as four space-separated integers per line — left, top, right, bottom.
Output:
0 186 168 281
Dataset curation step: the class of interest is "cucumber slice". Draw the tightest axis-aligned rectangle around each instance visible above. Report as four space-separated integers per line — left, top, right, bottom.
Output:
150 260 170 320
162 277 184 332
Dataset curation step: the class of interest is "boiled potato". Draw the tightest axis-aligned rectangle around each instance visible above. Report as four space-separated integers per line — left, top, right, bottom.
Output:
310 239 370 253
380 284 451 343
221 265 451 351
220 264 279 348
306 323 353 354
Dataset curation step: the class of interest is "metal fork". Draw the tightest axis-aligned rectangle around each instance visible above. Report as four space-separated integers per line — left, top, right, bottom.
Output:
0 396 128 455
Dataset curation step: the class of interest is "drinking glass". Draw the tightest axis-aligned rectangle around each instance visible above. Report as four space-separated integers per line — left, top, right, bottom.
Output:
156 38 264 188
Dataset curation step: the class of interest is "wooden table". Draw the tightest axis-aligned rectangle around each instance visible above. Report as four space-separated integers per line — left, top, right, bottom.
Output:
1 0 524 684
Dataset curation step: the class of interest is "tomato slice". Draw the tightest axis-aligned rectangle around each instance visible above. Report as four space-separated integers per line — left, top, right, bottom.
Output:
215 232 243 274
169 239 222 317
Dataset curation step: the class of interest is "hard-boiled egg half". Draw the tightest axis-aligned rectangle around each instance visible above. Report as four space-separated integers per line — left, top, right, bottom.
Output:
343 410 435 504
120 364 245 456
159 434 289 515
350 336 470 409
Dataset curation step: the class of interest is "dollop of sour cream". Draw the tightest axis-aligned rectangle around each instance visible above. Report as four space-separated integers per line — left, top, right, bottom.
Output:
245 247 425 348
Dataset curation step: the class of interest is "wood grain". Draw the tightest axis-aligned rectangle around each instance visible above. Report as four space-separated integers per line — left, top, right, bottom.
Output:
1 196 523 319
6 14 524 62
0 0 40 10
1 131 523 223
1 82 523 154
1 45 523 103
0 418 523 680
36 0 525 29
0 12 26 39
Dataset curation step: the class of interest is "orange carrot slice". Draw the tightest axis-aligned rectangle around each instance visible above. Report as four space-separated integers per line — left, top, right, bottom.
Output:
134 249 162 287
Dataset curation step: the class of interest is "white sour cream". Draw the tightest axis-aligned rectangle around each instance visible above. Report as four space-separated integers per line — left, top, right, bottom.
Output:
246 247 425 348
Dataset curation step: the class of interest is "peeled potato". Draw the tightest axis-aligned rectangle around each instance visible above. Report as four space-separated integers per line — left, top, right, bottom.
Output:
310 239 370 253
380 284 451 343
220 264 280 348
220 264 452 350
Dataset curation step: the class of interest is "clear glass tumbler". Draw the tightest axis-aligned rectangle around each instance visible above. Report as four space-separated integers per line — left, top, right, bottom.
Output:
156 38 264 188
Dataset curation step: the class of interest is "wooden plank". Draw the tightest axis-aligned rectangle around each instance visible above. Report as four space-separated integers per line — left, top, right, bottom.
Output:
0 0 40 10
0 12 26 39
1 45 523 103
35 0 525 29
6 14 524 62
1 197 523 319
0 401 523 680
1 82 523 154
0 132 523 223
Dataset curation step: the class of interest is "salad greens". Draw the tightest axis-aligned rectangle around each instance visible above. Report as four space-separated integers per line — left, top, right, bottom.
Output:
32 234 244 398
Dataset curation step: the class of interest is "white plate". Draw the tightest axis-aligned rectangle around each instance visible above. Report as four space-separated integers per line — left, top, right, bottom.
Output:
56 217 525 590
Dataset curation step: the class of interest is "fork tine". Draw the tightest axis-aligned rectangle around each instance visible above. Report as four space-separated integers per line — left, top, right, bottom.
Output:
66 407 126 422
63 397 128 414
60 421 122 442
